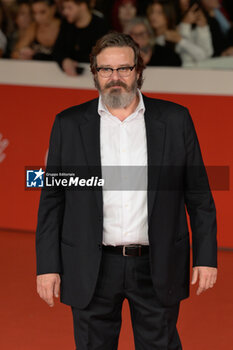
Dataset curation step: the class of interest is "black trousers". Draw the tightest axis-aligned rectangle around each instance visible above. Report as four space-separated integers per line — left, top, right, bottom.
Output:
71 249 182 350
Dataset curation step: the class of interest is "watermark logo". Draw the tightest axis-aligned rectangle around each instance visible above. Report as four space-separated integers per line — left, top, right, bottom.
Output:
25 166 229 191
25 167 104 189
26 168 45 187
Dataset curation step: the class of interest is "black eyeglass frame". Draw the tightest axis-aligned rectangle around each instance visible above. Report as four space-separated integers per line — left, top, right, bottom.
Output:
96 64 136 77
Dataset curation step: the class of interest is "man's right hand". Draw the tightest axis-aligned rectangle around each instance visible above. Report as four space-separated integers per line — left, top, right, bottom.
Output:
37 273 61 307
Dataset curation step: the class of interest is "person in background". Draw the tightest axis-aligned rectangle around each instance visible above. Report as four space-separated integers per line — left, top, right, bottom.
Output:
125 16 182 66
147 0 213 66
201 0 233 56
222 0 233 45
6 1 32 57
175 0 213 65
55 0 108 76
111 0 137 32
0 0 17 38
0 1 8 57
212 1 231 34
11 0 61 60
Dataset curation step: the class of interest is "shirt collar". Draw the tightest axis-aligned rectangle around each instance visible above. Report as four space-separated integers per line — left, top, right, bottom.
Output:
98 89 145 123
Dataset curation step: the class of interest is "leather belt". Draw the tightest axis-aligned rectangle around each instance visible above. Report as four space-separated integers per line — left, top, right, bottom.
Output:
102 244 149 256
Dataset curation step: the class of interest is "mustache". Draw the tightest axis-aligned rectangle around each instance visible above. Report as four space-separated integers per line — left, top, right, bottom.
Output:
105 80 128 89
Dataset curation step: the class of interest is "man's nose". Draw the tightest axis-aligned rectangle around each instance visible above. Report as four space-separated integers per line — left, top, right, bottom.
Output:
111 69 121 79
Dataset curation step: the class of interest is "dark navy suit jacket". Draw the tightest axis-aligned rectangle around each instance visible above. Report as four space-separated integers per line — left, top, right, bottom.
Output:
36 95 217 309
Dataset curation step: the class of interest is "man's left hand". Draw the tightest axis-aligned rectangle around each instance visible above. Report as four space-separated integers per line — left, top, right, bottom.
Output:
191 266 217 295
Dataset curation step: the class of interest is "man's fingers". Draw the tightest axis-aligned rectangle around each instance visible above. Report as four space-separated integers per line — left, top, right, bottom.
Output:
197 272 210 294
45 289 54 307
213 269 217 283
197 276 206 295
204 275 211 289
191 268 198 284
209 274 217 288
196 269 205 294
197 286 204 295
209 277 214 288
39 284 54 306
192 267 217 295
38 287 49 305
37 274 60 307
54 276 60 298
203 269 217 290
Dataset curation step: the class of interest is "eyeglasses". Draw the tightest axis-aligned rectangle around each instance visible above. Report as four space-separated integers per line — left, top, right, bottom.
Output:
96 65 136 78
130 31 148 39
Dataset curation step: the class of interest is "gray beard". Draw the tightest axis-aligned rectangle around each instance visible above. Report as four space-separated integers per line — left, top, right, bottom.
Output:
95 77 138 109
101 88 137 109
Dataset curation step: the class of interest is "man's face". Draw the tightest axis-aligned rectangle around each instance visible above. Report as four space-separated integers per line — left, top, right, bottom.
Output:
148 4 167 31
16 4 32 29
62 1 81 23
118 2 137 23
94 46 139 109
129 24 150 49
32 2 55 25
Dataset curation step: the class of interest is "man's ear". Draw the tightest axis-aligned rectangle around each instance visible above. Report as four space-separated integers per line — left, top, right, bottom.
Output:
93 74 99 89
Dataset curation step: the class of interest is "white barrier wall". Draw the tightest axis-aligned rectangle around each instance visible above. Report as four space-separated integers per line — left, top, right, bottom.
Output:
0 59 233 95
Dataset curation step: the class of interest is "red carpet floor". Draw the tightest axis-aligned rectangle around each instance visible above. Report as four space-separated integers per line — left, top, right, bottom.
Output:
0 230 232 349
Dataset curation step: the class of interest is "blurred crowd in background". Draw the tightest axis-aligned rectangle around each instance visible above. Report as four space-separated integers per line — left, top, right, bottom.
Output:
0 0 233 75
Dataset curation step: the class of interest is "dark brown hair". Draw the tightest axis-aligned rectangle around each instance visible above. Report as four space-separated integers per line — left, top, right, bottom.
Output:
147 0 177 30
90 32 145 89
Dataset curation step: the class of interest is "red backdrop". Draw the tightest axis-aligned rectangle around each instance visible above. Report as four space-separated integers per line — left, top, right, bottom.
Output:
0 84 232 247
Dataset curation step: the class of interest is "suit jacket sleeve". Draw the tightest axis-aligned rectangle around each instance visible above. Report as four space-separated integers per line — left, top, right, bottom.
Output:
36 114 64 275
183 108 217 268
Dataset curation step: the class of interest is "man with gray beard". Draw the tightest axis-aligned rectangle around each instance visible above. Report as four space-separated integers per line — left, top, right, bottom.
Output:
94 64 138 110
36 32 218 349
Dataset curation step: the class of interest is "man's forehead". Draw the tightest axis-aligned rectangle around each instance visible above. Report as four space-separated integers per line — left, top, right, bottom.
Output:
131 24 147 33
96 46 135 65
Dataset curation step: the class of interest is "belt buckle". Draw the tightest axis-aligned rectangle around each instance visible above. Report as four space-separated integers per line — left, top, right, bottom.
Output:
123 245 142 256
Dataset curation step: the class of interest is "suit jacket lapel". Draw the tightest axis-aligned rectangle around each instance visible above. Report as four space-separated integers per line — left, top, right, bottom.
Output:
143 95 166 223
79 99 103 217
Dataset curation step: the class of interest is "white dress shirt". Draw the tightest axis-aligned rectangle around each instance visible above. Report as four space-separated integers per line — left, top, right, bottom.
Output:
98 90 149 246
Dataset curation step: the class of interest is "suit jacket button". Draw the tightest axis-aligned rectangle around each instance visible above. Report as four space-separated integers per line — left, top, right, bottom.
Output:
168 289 172 295
98 244 102 250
